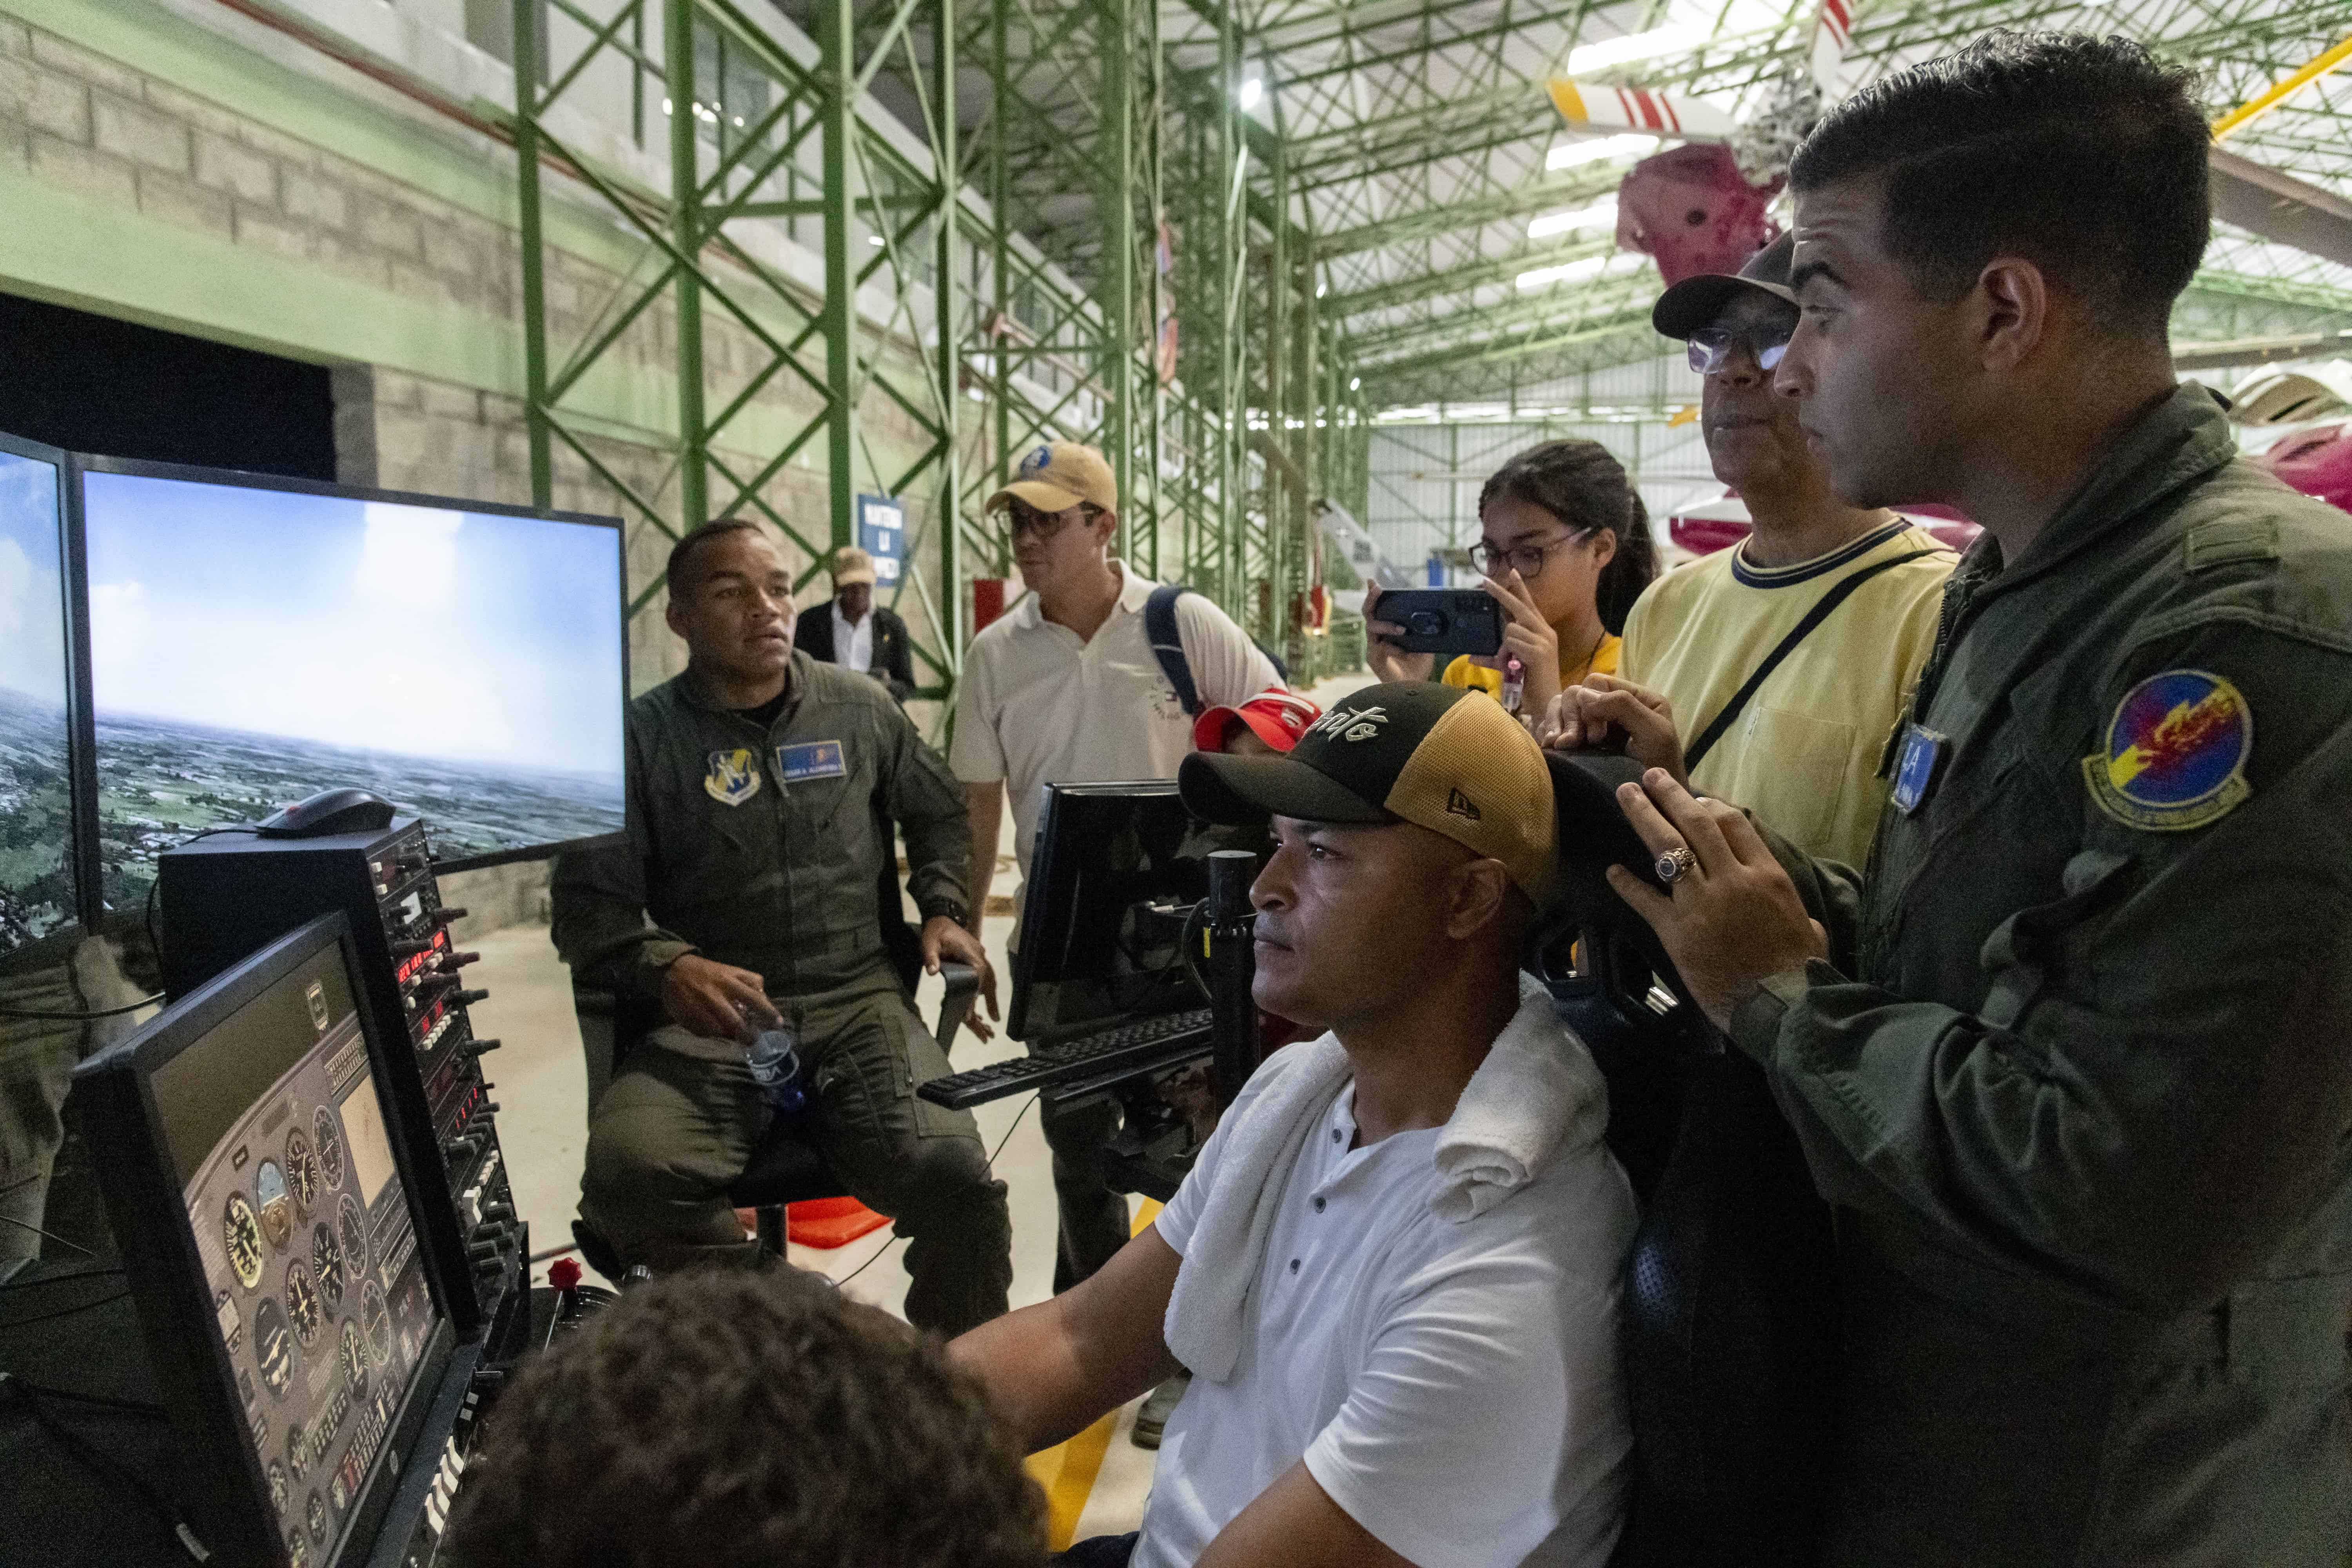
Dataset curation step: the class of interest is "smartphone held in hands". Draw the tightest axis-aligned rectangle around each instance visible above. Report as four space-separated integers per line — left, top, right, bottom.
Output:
1371 590 1506 657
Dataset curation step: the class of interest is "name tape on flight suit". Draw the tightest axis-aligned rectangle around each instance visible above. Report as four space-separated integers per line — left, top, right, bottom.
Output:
1889 724 1947 815
777 740 849 782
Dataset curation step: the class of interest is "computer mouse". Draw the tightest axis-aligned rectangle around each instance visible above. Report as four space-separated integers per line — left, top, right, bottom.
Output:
254 787 398 838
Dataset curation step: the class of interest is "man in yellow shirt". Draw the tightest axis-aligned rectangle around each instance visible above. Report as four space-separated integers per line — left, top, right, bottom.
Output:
1545 234 1953 870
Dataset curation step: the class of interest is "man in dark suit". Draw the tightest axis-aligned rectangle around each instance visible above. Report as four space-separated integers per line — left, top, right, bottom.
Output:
799 546 916 704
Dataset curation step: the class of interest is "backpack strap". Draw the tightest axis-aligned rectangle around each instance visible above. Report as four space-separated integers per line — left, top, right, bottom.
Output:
1684 550 1942 773
1145 583 1203 717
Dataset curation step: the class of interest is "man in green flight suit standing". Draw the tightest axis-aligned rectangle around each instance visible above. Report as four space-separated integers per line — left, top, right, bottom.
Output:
552 519 1012 1334
1597 34 2352 1566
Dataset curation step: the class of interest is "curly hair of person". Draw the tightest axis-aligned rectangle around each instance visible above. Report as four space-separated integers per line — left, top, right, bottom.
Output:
443 1267 1049 1568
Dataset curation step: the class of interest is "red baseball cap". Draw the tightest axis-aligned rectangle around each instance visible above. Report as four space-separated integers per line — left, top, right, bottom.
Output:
1194 688 1322 753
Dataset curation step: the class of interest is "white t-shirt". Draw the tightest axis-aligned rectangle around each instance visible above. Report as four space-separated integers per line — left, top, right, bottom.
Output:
832 603 875 673
949 562 1276 880
1138 1058 1637 1568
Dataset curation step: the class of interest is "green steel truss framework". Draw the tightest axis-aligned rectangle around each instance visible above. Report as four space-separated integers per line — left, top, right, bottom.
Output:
1156 0 2352 410
508 0 1371 699
507 0 2352 689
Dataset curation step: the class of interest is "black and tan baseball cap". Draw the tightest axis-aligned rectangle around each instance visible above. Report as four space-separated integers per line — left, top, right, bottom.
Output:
1180 681 1557 904
985 441 1118 515
1651 230 1797 341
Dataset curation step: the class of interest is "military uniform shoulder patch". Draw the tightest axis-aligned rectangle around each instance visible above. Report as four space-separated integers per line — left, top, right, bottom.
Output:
704 748 762 806
2080 669 2251 832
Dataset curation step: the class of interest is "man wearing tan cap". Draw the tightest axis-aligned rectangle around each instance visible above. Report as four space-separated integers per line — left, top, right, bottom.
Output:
798 545 916 704
951 441 1277 1297
951 681 1635 1568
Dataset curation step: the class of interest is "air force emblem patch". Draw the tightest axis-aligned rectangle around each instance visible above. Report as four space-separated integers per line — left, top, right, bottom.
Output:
2082 669 2251 832
704 748 762 806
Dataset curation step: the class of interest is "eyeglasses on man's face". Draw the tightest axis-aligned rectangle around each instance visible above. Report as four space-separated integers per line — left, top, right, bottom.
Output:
1006 501 1102 540
1688 321 1793 377
1471 530 1593 580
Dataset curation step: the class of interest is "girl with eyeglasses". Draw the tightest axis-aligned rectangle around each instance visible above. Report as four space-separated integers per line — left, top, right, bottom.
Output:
1367 438 1660 720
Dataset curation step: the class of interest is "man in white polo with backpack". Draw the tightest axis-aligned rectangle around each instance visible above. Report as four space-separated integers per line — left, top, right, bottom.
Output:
951 441 1275 1390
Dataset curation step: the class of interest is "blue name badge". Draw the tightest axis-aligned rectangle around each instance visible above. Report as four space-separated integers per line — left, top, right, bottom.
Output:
1889 723 1948 815
776 740 848 783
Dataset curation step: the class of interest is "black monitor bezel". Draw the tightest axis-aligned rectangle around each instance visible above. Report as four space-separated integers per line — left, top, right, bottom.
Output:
71 912 458 1568
1009 778 1193 1043
70 453 630 901
0 427 92 965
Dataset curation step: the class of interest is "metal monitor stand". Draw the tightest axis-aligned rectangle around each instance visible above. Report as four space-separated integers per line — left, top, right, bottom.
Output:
1205 850 1259 1106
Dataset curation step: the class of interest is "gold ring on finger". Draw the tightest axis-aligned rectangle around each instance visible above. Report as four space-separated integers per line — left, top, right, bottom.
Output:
1655 845 1699 884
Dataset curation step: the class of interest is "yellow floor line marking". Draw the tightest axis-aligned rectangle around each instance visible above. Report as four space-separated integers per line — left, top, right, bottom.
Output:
1031 1412 1120 1550
1021 1196 1171 1550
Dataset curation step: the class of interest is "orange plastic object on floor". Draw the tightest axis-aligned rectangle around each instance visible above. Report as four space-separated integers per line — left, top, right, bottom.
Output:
786 1196 892 1248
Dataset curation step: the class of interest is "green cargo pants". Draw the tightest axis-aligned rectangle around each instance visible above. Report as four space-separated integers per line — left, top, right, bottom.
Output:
579 973 1013 1335
1 941 145 1265
0 968 78 1267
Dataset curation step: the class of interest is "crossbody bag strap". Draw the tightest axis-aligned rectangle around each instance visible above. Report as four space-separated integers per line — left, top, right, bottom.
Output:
1684 550 1942 774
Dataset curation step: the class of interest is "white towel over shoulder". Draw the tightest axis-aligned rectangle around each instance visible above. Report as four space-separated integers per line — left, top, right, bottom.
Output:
1432 972 1610 1220
1163 975 1608 1383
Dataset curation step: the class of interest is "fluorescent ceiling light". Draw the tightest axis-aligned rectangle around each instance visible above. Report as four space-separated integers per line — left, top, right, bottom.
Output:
1564 24 1701 74
1547 132 1661 171
1527 196 1619 240
1239 76 1264 109
1517 252 1646 292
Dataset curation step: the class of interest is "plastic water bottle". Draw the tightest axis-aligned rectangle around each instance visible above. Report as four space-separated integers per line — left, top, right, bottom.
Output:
746 1027 810 1121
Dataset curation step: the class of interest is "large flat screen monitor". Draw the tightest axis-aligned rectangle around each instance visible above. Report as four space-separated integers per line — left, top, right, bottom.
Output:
78 461 627 916
1009 780 1267 1044
74 913 452 1568
0 431 86 962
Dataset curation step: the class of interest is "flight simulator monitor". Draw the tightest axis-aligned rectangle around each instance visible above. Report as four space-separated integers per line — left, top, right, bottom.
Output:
74 913 453 1568
1009 780 1268 1044
77 460 627 916
0 430 85 963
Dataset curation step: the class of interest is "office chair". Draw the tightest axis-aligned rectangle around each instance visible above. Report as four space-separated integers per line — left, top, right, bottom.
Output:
1536 751 1842 1568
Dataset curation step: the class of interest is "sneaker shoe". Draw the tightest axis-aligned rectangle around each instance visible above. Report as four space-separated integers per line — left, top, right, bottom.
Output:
1131 1371 1191 1450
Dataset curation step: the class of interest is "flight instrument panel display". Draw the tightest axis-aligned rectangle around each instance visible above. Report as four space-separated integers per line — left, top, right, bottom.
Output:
166 954 438 1568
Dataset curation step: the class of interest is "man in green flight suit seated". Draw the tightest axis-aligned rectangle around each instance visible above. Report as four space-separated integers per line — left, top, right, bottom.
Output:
551 519 1011 1335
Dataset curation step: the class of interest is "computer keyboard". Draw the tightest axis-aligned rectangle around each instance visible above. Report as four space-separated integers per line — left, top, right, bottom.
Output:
919 1009 1216 1110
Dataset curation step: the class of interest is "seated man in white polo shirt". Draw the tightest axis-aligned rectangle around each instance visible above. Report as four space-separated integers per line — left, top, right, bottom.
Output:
952 441 1276 1296
950 682 1637 1568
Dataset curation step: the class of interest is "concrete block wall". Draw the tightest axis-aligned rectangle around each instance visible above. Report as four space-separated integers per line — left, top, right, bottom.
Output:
0 7 951 613
0 5 963 935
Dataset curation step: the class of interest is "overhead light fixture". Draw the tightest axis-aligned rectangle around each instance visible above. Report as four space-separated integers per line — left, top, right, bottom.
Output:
1546 132 1660 171
1239 76 1264 109
868 234 885 246
1350 376 1361 390
1527 196 1619 240
1564 25 1701 74
1516 252 1645 292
